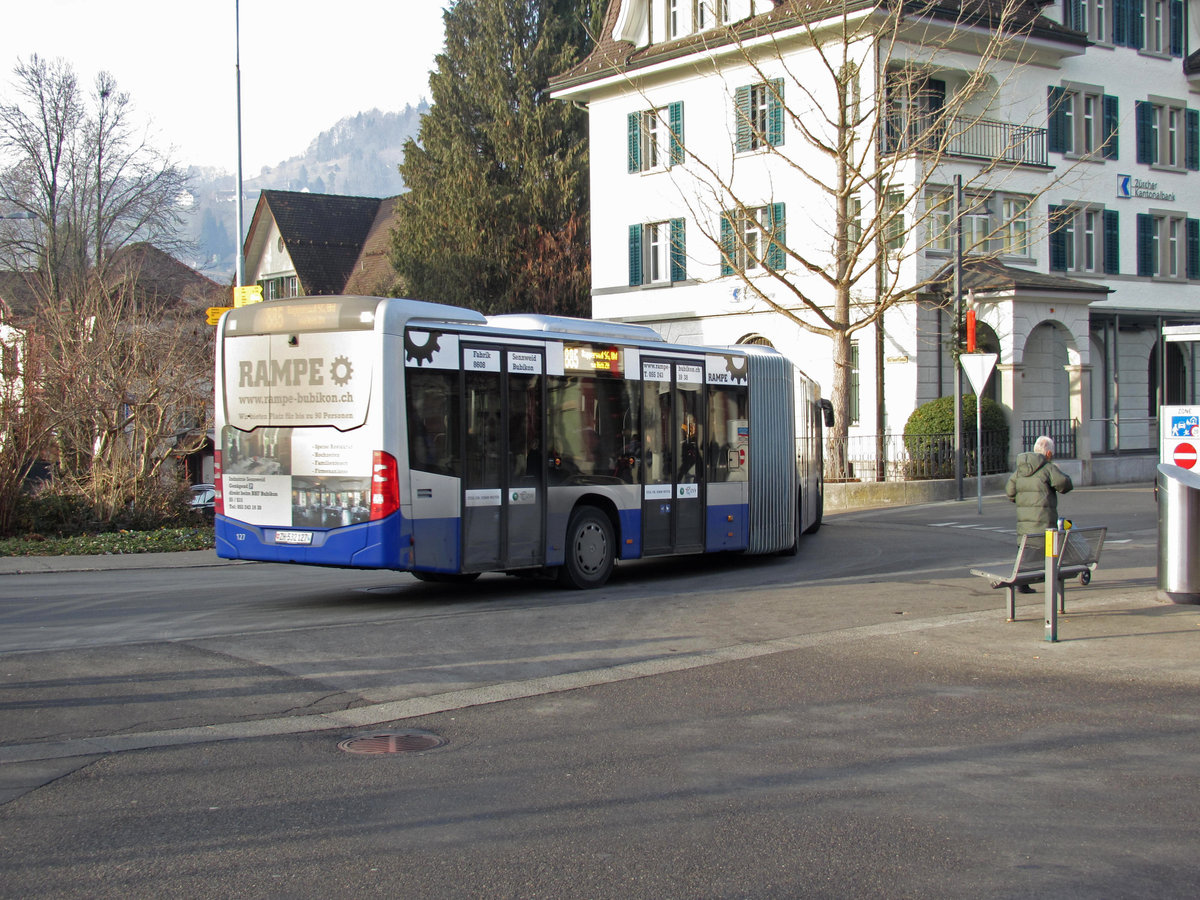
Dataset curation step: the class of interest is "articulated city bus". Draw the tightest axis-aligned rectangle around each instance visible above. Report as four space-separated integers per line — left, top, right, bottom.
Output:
213 295 832 588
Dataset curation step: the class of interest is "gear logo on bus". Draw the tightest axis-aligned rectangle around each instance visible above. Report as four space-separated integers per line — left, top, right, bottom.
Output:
330 355 353 387
405 331 442 365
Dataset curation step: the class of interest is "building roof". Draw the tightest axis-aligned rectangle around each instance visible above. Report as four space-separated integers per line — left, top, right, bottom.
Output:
0 244 222 323
246 190 391 296
551 0 1086 92
930 258 1113 298
342 197 402 297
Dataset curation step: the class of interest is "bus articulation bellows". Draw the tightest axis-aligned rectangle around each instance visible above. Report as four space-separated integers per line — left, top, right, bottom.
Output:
213 295 833 588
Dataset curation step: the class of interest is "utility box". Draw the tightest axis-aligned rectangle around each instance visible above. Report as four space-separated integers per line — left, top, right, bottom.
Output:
1158 463 1200 603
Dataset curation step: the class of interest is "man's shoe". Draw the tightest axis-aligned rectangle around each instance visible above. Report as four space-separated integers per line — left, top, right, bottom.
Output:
1016 583 1036 594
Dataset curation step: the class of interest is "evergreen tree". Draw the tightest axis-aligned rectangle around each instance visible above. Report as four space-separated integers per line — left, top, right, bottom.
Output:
392 0 604 316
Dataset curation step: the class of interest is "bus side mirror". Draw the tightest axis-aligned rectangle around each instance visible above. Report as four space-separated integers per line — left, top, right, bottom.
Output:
819 398 835 428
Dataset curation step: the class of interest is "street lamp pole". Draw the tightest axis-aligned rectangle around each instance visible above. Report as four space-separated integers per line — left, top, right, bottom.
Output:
953 174 964 501
234 0 246 289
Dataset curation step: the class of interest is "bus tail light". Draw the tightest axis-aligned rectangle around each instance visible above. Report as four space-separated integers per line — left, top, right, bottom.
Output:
370 450 400 520
213 450 224 516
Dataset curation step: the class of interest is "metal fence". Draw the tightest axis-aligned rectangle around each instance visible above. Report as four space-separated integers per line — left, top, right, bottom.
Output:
1021 419 1077 458
825 430 1010 483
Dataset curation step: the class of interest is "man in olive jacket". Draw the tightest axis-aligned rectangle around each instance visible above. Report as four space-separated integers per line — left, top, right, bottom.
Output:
1005 435 1073 592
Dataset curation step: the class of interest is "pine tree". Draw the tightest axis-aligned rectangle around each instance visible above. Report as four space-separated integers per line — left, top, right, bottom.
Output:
392 0 604 316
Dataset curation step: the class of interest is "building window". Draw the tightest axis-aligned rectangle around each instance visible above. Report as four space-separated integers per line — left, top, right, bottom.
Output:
924 190 1032 258
1109 0 1186 54
735 80 784 153
1050 205 1120 275
628 219 686 286
1137 212 1199 278
695 0 728 29
1136 99 1199 169
1064 0 1112 43
628 103 684 173
259 275 298 300
1048 86 1118 159
720 204 786 274
883 75 945 155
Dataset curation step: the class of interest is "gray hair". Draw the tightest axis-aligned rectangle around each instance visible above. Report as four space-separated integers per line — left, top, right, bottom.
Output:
1033 435 1055 456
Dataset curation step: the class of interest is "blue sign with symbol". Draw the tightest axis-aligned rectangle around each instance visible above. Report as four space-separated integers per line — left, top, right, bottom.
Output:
1170 416 1200 438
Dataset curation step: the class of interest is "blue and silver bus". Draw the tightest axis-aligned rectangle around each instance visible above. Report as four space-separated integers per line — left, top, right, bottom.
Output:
213 295 832 588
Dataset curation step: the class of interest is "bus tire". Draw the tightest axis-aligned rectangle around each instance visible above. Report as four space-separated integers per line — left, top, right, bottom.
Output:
558 506 614 590
411 571 481 584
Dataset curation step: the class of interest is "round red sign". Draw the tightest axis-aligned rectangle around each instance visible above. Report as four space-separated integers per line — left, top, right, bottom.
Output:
1174 442 1198 469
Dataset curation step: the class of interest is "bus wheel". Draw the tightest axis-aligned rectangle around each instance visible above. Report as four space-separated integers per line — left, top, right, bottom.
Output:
411 571 481 584
558 506 614 589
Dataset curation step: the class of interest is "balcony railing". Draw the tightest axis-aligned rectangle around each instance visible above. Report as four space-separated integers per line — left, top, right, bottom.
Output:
881 115 1048 167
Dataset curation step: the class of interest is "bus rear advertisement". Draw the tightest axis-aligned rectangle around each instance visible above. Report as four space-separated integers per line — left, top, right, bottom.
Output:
213 295 832 588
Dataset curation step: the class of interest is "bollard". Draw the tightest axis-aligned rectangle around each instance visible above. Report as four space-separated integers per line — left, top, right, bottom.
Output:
1044 528 1060 642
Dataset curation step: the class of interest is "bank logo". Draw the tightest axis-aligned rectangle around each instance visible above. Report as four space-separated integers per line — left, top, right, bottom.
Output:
1117 174 1132 199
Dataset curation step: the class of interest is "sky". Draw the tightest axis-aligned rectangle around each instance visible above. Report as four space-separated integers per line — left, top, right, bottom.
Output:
0 1 451 173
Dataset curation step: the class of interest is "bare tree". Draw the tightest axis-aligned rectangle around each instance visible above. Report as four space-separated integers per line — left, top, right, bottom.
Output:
649 1 1092 472
32 265 213 522
0 56 190 308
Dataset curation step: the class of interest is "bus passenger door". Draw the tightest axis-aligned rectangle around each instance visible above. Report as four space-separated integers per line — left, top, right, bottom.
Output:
461 344 545 572
641 358 705 556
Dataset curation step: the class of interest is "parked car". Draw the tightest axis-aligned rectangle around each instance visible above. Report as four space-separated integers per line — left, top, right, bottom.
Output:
189 483 216 520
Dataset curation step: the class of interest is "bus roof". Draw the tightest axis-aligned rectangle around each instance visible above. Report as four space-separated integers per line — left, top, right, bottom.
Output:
487 314 665 343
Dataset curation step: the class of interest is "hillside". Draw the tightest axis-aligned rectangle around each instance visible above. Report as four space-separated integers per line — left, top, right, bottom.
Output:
180 102 427 280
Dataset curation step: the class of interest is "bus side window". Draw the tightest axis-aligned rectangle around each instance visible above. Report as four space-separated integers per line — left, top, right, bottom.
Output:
407 369 460 476
706 384 748 483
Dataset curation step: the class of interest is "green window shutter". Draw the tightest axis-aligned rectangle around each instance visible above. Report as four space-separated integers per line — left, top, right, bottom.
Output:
1135 101 1154 164
1048 205 1068 271
668 102 684 166
629 224 643 286
848 342 860 426
767 78 785 147
628 112 642 173
1170 0 1185 56
1103 210 1120 275
669 218 686 282
720 212 735 276
735 85 751 153
1130 0 1145 49
1102 95 1119 160
1112 0 1128 46
1136 213 1154 277
1187 218 1200 280
1186 109 1199 171
766 202 786 270
1047 87 1069 154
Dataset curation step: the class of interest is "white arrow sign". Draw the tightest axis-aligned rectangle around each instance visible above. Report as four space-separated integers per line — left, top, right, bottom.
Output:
960 353 998 394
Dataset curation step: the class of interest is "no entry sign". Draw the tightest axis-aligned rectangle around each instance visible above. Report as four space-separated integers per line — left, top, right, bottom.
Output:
1174 442 1198 469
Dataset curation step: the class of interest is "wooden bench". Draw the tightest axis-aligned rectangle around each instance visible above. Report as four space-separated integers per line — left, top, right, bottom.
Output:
971 527 1107 621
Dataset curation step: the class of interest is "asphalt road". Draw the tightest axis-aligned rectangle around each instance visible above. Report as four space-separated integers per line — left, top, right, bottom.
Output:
2 483 1198 898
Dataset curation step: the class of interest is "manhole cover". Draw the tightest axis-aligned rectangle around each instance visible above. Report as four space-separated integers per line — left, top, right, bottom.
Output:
338 730 448 755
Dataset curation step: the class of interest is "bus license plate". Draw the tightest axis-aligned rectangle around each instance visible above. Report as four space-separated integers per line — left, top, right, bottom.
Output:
275 530 313 545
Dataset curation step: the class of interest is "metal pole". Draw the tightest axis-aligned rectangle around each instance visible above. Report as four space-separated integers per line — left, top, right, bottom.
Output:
953 175 964 500
234 0 246 289
1044 528 1059 642
976 390 984 514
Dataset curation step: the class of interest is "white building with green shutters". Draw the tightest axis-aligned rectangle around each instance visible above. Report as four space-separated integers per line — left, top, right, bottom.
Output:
551 0 1200 483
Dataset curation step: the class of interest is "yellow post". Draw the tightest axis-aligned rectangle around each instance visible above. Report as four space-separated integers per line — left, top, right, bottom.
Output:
1044 528 1059 642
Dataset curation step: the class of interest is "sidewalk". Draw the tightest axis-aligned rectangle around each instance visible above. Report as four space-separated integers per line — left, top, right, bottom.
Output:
0 548 241 575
